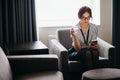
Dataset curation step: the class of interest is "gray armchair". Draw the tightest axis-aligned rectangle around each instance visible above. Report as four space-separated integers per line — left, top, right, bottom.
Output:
48 28 115 80
0 47 63 80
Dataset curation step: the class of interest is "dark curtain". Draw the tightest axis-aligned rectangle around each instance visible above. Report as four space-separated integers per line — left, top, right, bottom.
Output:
112 0 120 68
0 0 3 46
0 0 37 47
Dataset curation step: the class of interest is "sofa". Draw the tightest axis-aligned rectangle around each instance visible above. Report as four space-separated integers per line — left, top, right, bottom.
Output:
0 47 63 80
48 28 116 80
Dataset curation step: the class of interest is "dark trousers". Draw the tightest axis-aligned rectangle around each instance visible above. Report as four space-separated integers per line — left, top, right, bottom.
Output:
68 47 99 71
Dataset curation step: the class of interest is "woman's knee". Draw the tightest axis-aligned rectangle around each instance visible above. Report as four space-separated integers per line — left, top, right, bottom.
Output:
92 50 99 57
85 51 92 58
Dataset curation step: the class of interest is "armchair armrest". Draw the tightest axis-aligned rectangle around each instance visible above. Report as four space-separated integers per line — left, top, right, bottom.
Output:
7 54 58 75
48 35 57 54
50 39 68 72
97 38 116 67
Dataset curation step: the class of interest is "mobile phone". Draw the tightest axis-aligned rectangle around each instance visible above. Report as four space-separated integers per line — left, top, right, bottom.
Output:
91 40 97 46
91 40 97 44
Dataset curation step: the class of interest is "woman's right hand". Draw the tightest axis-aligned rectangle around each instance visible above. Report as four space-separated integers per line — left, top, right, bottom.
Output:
70 28 77 37
71 28 81 51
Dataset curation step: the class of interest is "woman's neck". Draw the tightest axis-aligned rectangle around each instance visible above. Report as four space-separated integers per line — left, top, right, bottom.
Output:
79 21 89 29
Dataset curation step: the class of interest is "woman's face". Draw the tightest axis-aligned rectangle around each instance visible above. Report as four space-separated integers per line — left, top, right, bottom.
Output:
80 12 90 24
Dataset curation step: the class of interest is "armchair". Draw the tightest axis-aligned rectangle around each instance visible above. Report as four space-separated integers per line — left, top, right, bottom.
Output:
48 28 115 80
0 47 63 80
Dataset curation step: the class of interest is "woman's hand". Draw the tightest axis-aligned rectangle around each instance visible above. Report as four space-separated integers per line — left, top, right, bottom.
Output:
89 42 98 49
70 28 77 37
70 28 81 51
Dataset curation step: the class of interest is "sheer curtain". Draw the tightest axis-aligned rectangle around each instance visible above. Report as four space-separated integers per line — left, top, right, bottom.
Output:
35 0 100 27
0 0 37 47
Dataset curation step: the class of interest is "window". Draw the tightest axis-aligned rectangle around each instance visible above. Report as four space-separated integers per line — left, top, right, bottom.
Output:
35 0 100 27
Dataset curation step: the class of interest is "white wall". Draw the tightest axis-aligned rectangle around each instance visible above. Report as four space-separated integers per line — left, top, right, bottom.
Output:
38 0 112 47
98 0 112 44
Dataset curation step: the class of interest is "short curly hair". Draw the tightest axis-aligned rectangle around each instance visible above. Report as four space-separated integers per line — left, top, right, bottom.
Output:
78 6 92 19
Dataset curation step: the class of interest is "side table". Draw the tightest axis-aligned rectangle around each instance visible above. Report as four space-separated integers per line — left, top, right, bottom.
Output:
5 41 48 55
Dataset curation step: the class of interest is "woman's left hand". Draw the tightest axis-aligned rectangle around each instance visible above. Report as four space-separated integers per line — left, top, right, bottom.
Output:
89 42 98 49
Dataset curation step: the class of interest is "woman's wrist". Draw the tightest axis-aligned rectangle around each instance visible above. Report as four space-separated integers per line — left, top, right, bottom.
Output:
72 34 77 38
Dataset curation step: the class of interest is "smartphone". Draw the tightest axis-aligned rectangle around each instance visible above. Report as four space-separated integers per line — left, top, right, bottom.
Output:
91 40 97 46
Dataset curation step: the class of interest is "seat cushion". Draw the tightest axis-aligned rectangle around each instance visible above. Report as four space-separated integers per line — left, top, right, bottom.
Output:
68 60 83 72
68 57 109 72
16 71 63 80
99 56 109 68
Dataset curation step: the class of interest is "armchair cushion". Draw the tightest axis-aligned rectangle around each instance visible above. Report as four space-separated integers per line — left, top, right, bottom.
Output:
68 61 82 72
56 28 72 50
16 71 63 80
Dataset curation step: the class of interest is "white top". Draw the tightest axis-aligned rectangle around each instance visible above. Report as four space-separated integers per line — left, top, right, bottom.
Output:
71 22 98 48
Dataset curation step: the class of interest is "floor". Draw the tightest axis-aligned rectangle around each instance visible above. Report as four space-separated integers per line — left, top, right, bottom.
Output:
65 73 82 80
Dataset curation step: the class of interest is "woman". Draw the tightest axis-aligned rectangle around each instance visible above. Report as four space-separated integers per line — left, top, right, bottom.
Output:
69 6 99 71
